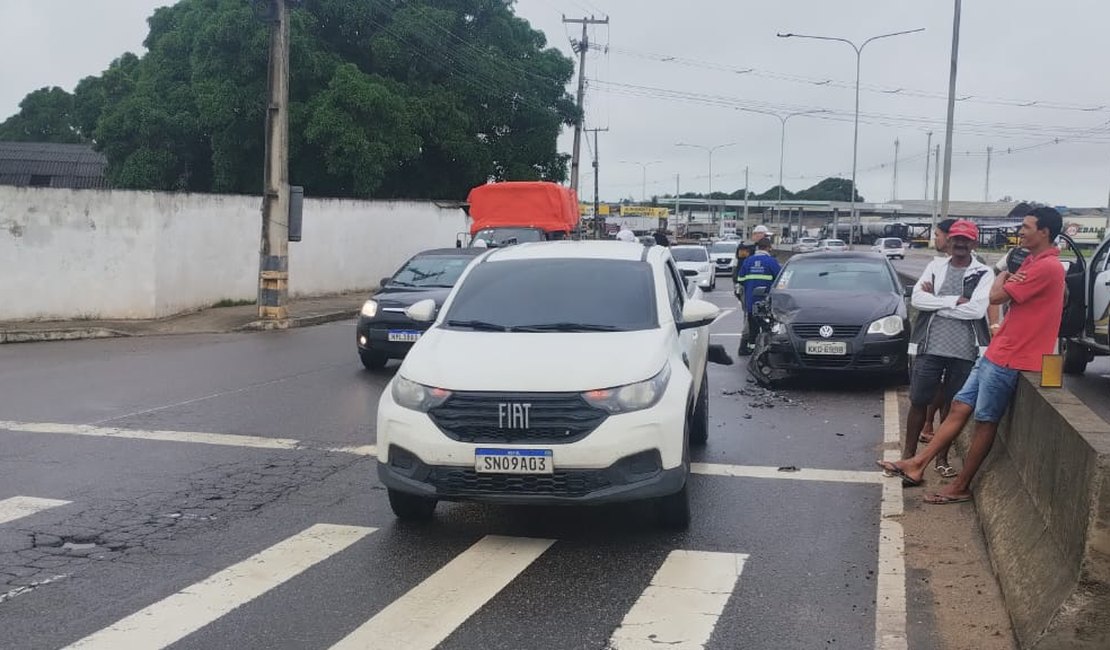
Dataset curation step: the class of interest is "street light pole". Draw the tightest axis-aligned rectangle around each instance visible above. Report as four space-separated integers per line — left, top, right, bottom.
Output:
676 142 736 226
620 160 663 203
778 28 924 247
940 0 961 222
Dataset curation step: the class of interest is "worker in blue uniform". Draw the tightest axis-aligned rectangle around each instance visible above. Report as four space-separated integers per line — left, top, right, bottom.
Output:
735 237 781 354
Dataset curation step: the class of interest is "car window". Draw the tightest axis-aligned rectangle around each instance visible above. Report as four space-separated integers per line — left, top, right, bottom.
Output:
389 255 474 288
663 260 685 321
472 228 545 246
884 239 902 248
1092 240 1110 274
444 258 658 331
777 259 898 293
710 242 739 254
671 247 709 262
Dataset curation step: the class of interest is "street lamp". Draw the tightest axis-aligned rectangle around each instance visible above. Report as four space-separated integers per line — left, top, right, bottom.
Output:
675 142 736 224
619 160 663 203
778 28 924 246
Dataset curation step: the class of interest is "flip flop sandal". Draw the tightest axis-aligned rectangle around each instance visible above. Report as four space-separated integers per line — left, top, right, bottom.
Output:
924 493 972 505
934 464 958 478
875 460 924 488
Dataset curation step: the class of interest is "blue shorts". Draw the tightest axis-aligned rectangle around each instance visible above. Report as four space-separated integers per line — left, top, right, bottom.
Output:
952 357 1021 423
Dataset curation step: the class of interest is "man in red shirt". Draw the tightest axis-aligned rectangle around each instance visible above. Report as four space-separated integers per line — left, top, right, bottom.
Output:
879 207 1065 504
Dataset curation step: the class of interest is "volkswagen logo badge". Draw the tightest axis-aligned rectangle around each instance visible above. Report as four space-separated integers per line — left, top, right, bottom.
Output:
818 325 834 339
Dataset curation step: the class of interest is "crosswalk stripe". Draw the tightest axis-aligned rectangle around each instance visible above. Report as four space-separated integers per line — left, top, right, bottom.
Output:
331 535 554 650
609 550 748 650
0 496 70 525
65 523 374 650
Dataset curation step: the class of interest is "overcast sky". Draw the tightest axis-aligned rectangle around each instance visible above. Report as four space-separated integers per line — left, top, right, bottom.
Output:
3 0 1108 206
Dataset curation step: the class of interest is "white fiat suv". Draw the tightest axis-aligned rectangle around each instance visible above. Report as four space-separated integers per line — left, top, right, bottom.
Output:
375 241 723 529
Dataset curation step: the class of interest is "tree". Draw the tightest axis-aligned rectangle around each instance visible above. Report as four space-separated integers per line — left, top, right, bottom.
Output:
794 177 863 202
1 0 576 199
0 87 84 143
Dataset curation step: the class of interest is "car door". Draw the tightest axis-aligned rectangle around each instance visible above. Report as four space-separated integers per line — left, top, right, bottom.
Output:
664 260 707 399
1088 237 1110 346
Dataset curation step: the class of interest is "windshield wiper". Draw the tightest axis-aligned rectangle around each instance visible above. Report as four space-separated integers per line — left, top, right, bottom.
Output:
446 319 508 331
389 280 416 287
510 323 625 333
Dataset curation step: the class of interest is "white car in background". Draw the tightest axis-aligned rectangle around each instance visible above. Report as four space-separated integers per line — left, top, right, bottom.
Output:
816 239 848 252
871 237 906 260
708 240 741 277
375 241 725 529
792 237 819 253
671 245 715 291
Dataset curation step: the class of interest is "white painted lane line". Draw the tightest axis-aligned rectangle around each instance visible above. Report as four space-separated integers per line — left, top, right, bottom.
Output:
608 550 748 650
875 388 908 650
66 523 374 650
709 333 744 338
0 421 375 457
331 535 554 650
0 496 70 525
691 462 884 484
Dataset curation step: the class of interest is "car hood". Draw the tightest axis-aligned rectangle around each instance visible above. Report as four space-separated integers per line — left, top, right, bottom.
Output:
675 260 710 270
373 286 454 309
398 327 670 392
769 289 903 326
710 253 735 262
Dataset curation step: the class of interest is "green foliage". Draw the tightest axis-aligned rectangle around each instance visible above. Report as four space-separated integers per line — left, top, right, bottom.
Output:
669 178 864 203
0 0 575 199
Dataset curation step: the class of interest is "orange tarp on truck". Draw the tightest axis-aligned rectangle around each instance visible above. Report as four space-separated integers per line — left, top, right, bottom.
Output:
466 182 580 235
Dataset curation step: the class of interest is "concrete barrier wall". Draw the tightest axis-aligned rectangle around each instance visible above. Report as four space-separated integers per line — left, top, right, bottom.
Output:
0 186 468 320
956 374 1110 649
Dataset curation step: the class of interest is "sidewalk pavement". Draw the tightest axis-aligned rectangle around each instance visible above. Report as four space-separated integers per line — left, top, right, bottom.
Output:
0 291 370 344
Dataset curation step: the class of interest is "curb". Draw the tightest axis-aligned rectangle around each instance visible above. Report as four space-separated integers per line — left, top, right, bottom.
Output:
0 328 130 344
236 309 359 332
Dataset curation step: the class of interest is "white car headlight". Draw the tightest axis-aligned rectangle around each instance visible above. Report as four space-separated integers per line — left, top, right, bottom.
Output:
770 322 786 335
867 315 904 336
392 375 452 412
360 300 379 318
583 364 671 414
700 264 711 273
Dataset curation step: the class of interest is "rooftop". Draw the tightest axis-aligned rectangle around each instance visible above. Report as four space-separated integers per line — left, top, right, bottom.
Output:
0 141 108 189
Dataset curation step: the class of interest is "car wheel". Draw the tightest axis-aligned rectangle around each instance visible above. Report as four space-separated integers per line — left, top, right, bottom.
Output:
1061 338 1090 375
359 349 389 371
689 372 709 446
387 488 437 521
655 482 690 530
708 277 716 291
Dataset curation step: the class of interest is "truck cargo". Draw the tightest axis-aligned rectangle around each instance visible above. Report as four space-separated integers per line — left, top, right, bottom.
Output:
463 181 580 247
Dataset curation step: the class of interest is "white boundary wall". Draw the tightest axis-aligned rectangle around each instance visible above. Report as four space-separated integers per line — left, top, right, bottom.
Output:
0 186 468 320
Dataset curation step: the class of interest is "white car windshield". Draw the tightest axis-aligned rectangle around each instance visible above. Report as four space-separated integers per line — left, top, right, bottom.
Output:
671 247 709 262
710 242 739 254
444 259 658 332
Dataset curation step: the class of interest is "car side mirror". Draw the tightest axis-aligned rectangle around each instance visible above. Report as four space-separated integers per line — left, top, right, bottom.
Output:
405 298 437 323
677 298 720 330
753 286 769 299
681 268 698 278
379 277 391 289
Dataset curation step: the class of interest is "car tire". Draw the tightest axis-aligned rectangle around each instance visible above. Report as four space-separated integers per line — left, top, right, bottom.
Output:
387 488 437 521
359 349 389 371
708 277 716 292
655 482 690 530
1061 338 1090 375
690 372 709 446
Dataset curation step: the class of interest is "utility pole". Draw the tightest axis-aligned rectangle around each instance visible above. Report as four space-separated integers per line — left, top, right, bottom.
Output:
258 0 291 321
586 127 608 239
891 138 900 201
984 146 993 202
563 15 608 193
743 165 750 234
931 144 941 243
674 174 681 235
924 131 933 199
940 0 961 222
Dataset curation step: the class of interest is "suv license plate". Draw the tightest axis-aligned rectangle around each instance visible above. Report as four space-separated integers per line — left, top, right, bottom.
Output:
387 330 421 342
805 341 848 356
475 448 553 475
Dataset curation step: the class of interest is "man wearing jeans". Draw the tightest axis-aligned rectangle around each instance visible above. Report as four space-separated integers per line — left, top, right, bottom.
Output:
879 207 1065 504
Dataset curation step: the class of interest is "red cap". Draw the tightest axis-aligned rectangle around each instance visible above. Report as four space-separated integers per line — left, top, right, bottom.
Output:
948 220 978 240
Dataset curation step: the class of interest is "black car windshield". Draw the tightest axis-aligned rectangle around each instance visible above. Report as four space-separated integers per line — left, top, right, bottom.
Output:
444 259 657 331
473 228 545 246
777 259 897 293
710 242 739 254
389 255 474 288
884 239 902 248
671 247 709 262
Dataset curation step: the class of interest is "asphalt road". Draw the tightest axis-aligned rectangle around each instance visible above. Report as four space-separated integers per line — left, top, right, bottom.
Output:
0 296 932 650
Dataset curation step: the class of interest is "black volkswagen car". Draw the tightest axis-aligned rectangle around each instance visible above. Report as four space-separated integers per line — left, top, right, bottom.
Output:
356 248 484 370
749 251 910 384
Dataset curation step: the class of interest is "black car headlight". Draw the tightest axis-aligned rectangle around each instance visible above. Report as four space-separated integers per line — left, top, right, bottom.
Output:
867 315 904 336
360 300 379 318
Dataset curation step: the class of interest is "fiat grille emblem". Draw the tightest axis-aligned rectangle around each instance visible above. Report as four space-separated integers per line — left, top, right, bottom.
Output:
818 325 834 339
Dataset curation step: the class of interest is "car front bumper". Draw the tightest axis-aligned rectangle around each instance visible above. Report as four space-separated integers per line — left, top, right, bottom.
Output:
375 376 690 503
759 332 908 375
356 317 428 358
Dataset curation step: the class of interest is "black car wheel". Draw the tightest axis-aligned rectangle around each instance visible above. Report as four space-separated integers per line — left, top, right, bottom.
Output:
689 372 709 446
655 482 690 530
388 489 437 521
1061 338 1090 375
359 349 389 371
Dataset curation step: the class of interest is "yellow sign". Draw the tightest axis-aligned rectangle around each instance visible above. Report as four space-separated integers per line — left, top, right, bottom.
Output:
620 205 670 217
578 203 612 216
